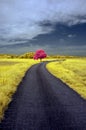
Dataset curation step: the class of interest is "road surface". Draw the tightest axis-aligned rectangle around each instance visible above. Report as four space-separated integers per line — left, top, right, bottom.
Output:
0 62 86 130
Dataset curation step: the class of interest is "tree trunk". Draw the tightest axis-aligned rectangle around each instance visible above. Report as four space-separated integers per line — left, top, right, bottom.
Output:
40 59 42 62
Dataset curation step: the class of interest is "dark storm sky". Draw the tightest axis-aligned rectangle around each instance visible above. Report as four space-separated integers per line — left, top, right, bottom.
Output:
0 0 86 55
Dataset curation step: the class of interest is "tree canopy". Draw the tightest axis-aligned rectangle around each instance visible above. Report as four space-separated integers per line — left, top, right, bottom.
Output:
33 49 47 61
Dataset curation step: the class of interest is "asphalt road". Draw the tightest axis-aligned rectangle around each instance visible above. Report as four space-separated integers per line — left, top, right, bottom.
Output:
0 62 86 130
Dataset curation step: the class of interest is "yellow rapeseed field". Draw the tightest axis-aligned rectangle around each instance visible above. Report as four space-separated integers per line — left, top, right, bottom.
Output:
46 58 86 99
0 59 38 121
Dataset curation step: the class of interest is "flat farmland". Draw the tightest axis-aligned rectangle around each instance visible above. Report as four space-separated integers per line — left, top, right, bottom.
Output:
46 58 86 99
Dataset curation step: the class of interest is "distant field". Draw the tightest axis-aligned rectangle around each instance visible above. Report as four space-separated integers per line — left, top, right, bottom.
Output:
0 59 38 121
46 58 86 99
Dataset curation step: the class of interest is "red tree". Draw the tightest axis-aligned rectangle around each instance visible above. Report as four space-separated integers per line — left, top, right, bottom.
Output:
33 49 47 61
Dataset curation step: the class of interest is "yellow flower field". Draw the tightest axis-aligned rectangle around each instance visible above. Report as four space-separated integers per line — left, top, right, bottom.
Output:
0 59 37 121
46 58 86 99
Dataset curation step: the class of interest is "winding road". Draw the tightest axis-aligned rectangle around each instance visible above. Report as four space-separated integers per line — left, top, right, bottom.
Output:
0 62 86 130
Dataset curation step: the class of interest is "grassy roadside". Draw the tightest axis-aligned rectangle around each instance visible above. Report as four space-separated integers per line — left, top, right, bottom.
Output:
0 59 38 121
46 58 86 99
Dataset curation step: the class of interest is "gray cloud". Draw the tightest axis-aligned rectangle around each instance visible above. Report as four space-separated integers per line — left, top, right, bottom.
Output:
0 0 86 45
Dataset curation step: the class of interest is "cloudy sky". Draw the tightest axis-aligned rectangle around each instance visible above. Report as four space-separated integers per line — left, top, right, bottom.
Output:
0 0 86 55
